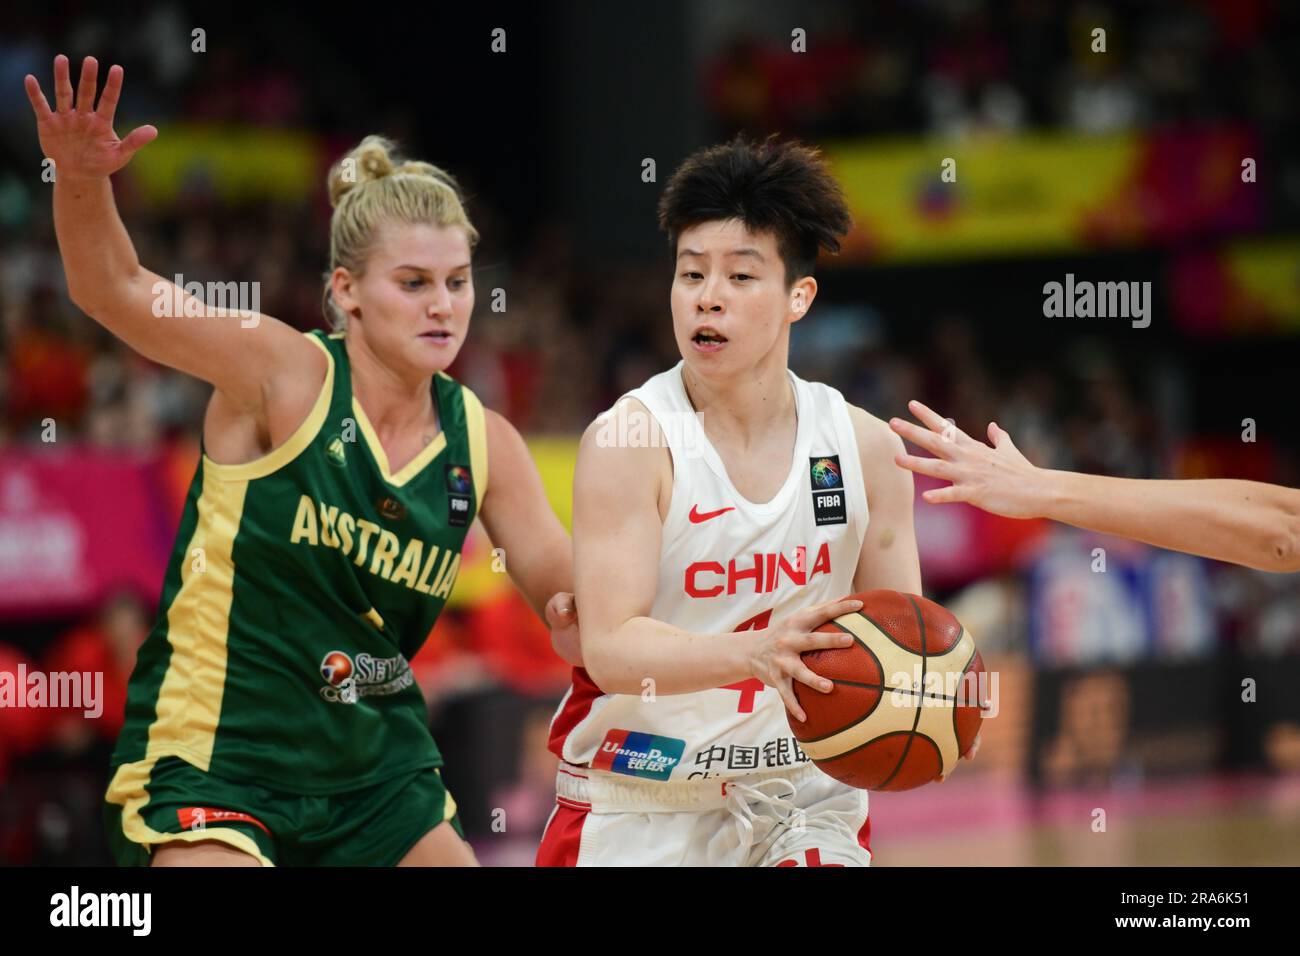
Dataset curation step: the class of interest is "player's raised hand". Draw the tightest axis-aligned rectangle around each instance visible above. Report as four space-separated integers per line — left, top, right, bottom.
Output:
747 597 862 722
24 55 158 181
888 399 1045 519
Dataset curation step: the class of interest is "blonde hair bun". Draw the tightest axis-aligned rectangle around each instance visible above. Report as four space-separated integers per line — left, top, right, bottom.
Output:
322 135 479 330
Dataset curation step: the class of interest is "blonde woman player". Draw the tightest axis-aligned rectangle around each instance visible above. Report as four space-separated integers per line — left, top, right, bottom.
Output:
890 400 1300 574
25 54 579 866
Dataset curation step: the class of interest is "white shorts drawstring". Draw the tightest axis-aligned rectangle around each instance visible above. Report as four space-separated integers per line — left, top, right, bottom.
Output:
708 776 800 865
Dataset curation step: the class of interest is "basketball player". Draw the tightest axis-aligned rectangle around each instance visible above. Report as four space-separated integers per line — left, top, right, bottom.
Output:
25 55 578 866
890 400 1300 573
539 136 962 867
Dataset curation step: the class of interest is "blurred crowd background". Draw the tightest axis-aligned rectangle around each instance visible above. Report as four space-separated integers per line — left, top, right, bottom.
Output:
2 0 1298 866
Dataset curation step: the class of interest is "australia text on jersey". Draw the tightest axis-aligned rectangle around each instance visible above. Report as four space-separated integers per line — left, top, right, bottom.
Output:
288 494 460 598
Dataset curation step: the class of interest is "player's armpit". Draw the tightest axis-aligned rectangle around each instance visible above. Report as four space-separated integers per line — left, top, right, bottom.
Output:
849 406 922 594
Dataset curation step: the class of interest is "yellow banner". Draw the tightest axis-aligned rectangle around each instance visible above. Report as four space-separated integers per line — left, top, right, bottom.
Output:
126 125 322 206
825 133 1141 262
1223 238 1300 332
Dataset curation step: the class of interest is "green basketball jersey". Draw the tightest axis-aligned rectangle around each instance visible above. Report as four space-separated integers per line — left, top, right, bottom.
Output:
108 330 488 795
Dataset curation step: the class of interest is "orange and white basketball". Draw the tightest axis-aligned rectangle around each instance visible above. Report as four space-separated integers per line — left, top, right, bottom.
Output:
788 590 985 791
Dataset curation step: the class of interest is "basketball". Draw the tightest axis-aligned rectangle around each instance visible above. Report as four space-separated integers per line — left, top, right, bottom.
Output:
789 590 985 791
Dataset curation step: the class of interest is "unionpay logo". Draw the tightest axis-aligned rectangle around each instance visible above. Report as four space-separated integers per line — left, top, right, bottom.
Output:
592 730 685 781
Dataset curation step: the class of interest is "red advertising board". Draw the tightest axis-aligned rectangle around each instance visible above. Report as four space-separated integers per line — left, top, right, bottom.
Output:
0 449 174 617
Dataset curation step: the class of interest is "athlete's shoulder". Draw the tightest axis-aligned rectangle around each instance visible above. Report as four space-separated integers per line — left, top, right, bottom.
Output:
584 358 687 450
846 403 906 461
580 394 666 456
304 327 340 356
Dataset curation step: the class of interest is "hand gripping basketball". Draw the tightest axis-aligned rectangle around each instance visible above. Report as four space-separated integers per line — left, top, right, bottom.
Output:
787 590 987 791
745 597 864 723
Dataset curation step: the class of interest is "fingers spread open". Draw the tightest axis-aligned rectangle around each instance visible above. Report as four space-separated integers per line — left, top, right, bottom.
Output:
793 663 834 694
120 125 159 156
906 399 953 434
922 485 968 505
907 399 976 448
777 678 805 723
889 417 952 458
894 452 954 481
793 629 857 653
76 55 98 112
96 64 123 122
54 55 73 112
24 75 52 120
796 597 863 632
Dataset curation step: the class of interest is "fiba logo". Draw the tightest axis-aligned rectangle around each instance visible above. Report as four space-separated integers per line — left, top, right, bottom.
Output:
445 463 472 527
808 455 847 527
320 651 354 685
446 464 472 495
810 457 842 489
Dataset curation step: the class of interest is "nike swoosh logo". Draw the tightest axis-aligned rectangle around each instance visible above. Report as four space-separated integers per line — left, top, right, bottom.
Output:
689 505 735 524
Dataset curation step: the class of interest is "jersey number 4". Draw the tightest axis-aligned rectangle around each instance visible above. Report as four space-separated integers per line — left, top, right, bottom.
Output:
720 609 771 713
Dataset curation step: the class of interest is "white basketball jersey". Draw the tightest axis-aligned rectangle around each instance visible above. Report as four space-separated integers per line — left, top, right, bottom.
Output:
549 361 869 782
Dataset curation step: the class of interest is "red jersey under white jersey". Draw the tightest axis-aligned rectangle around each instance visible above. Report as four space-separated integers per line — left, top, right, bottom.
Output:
548 361 869 782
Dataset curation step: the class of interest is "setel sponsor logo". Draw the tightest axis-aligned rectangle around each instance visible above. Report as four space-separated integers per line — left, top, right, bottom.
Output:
318 650 415 704
593 730 685 781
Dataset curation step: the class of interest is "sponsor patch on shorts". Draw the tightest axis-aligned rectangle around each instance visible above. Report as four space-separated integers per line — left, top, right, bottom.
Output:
176 807 272 835
592 730 685 781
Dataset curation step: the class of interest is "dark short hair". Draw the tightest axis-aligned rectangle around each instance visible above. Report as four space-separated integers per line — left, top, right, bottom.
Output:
657 134 852 287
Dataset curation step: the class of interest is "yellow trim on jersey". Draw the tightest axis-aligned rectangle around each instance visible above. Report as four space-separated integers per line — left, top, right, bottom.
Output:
106 758 274 867
437 769 459 822
363 606 385 630
460 385 489 506
203 333 336 483
142 458 246 770
351 397 447 488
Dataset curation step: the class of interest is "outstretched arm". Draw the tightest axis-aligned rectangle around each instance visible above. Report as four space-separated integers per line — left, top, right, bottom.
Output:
890 399 1300 574
26 54 319 412
476 409 581 664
